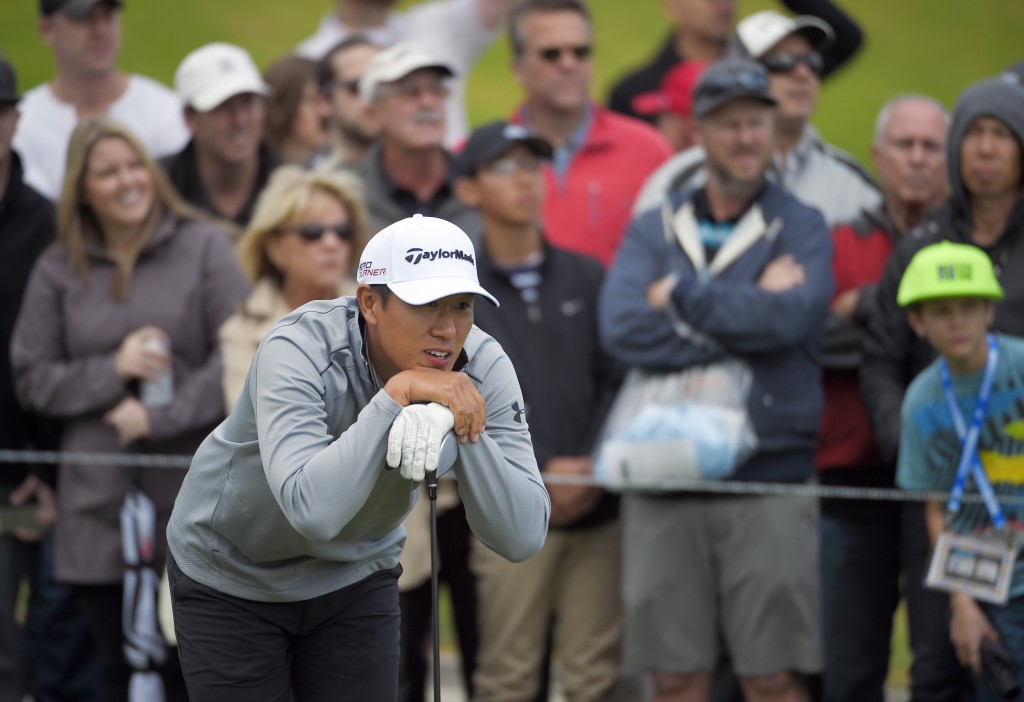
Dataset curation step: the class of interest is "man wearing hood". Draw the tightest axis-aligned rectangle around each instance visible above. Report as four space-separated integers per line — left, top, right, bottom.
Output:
862 74 1024 702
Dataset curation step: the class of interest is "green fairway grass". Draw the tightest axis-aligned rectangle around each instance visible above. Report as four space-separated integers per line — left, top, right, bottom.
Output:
2 0 1022 166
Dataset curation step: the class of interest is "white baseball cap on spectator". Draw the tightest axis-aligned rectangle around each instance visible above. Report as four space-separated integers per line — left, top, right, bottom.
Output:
735 10 834 59
357 214 498 307
175 42 270 113
358 42 454 104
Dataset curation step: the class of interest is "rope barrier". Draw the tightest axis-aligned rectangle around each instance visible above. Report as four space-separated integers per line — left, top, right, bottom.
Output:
1 447 1021 506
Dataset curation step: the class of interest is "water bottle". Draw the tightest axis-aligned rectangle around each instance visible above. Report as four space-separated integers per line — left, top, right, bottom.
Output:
139 338 173 408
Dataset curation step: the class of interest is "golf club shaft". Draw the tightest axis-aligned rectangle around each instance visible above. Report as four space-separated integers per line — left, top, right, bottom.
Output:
428 472 441 701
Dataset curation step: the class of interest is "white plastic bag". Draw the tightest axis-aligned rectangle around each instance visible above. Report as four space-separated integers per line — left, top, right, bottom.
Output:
595 358 758 491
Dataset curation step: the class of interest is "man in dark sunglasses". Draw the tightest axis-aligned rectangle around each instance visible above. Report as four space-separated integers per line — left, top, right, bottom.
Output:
505 0 673 268
316 36 381 167
635 10 881 231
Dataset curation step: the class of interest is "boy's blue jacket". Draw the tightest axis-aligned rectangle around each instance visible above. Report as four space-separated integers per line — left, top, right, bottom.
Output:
599 182 834 483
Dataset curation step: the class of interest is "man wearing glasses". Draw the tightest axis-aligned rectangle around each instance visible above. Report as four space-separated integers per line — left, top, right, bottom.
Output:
316 37 381 167
356 43 481 239
507 0 673 268
600 58 832 702
634 10 880 228
453 121 624 701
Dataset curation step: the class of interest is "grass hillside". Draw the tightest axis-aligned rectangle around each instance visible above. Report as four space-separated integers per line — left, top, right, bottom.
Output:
1 0 1022 167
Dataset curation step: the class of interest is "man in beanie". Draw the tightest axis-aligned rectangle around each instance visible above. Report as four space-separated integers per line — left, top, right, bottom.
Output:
167 215 549 699
863 74 1024 702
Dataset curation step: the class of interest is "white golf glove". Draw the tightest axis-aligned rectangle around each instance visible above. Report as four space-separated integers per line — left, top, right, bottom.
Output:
387 402 456 482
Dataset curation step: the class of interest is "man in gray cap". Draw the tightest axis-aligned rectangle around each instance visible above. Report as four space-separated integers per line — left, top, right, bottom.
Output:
634 9 880 229
13 0 188 200
600 57 832 702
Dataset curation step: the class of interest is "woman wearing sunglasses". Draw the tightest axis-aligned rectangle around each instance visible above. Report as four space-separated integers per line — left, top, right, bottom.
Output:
221 165 368 409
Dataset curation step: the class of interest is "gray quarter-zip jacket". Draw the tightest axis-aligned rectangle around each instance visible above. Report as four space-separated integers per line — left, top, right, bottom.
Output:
168 296 549 602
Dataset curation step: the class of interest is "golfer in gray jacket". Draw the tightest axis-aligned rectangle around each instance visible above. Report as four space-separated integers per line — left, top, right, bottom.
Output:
167 214 550 701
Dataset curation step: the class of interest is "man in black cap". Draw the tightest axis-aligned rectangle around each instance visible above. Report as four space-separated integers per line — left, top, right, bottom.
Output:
600 57 832 702
453 121 623 701
13 0 188 200
0 55 97 702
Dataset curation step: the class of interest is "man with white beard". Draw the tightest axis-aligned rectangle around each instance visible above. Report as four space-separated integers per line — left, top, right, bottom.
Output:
355 43 481 237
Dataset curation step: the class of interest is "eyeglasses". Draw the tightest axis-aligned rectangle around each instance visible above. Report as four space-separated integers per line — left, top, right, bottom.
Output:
760 51 824 76
286 223 355 243
537 45 592 64
697 69 771 98
482 155 544 176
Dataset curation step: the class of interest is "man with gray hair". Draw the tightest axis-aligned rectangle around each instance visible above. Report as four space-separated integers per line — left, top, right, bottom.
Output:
817 94 949 702
356 42 480 237
633 9 880 228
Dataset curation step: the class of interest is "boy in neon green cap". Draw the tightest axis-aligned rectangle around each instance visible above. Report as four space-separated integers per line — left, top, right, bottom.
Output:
896 240 1024 700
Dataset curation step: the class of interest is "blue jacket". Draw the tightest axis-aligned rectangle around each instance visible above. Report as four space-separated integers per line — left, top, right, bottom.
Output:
599 183 833 482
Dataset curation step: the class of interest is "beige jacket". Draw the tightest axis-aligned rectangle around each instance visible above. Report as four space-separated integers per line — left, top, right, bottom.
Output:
218 277 357 412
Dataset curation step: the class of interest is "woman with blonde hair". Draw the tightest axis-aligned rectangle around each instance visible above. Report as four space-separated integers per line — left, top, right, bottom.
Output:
221 164 368 409
11 116 250 701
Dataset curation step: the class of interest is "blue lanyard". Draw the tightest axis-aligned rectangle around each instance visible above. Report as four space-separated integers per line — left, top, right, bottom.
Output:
939 334 1005 529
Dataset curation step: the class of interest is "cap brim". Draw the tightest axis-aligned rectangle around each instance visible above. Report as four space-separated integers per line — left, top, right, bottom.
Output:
188 80 270 112
389 278 500 308
694 93 776 119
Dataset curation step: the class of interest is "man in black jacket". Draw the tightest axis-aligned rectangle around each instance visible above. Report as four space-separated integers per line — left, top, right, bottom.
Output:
454 120 623 702
862 74 1024 702
0 56 97 702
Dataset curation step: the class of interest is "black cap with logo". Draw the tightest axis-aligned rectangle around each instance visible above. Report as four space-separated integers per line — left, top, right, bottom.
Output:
454 120 553 177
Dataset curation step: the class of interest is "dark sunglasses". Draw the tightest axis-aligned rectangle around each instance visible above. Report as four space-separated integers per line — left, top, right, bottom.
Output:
760 51 824 76
287 223 355 243
537 45 592 63
698 69 771 98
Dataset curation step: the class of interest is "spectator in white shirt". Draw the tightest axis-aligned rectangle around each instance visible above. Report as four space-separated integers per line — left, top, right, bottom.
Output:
295 0 514 145
13 0 189 200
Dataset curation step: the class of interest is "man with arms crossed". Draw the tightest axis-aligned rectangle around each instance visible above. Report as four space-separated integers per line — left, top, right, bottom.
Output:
167 214 549 701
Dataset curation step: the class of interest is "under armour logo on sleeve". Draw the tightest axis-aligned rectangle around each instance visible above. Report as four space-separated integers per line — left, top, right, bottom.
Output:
511 401 526 423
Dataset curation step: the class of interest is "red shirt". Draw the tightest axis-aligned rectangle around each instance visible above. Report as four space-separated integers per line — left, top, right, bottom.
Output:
816 211 896 472
514 105 673 267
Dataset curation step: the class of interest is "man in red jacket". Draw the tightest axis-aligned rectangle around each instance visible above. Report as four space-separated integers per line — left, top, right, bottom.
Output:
817 94 949 702
507 0 673 267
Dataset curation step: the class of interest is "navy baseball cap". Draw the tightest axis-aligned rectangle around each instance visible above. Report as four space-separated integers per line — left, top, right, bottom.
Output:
0 57 17 104
454 121 553 177
692 58 777 119
40 0 122 19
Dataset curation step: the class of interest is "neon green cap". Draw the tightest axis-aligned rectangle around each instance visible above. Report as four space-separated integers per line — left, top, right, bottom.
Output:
897 241 1004 307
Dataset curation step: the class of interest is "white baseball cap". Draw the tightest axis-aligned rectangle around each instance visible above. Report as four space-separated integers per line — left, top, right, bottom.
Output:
736 10 834 59
175 42 270 112
358 42 455 103
357 215 498 307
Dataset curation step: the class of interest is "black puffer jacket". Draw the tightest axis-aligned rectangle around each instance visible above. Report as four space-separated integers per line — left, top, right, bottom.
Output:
861 76 1024 462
